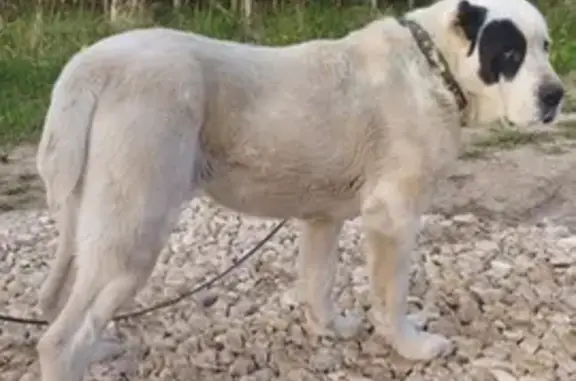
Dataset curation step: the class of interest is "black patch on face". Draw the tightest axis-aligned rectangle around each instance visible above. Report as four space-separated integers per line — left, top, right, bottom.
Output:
477 20 527 85
455 0 487 56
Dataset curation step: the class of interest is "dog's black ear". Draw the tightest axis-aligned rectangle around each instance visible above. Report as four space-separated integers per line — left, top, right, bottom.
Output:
455 0 487 55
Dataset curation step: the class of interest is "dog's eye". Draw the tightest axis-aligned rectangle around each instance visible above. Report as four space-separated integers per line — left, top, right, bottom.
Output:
503 49 522 62
543 40 550 52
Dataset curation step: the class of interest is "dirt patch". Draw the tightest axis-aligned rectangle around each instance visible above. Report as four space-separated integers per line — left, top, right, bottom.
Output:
433 130 576 230
0 144 46 212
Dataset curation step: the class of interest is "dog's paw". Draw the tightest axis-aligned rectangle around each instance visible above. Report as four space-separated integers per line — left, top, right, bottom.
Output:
305 310 363 339
91 337 125 363
389 320 452 361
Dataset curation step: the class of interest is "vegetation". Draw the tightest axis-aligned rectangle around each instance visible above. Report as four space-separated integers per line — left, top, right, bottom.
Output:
1 0 575 148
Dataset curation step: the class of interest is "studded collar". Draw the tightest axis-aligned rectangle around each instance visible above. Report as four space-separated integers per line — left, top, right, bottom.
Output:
397 16 468 122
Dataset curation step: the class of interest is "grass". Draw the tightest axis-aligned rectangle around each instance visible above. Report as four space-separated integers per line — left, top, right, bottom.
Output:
458 121 576 160
535 0 576 76
0 2 575 149
471 127 554 150
563 71 576 112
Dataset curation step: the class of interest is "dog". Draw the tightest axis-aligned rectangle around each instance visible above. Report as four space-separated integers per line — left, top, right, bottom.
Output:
34 0 564 379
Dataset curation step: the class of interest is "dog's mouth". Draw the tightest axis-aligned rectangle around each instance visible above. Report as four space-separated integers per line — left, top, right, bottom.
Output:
500 117 518 128
500 117 540 129
540 107 560 125
501 108 560 128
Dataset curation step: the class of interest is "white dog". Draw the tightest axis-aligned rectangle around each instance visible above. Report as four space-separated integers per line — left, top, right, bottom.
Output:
35 0 564 379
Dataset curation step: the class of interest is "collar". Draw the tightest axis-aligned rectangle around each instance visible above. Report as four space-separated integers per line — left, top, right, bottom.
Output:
396 16 468 120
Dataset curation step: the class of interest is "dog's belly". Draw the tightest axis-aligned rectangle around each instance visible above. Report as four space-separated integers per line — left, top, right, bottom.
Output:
202 171 362 220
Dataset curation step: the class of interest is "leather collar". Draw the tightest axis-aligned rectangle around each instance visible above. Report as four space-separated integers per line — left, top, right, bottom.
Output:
397 16 468 120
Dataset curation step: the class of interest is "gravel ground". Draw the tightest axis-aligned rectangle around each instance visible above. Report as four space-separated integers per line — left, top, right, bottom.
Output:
1 197 576 381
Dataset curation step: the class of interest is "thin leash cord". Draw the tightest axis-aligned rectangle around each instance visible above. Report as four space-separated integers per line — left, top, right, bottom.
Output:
0 219 287 326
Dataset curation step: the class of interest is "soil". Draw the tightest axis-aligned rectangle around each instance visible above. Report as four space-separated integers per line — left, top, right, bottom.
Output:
0 144 46 213
433 132 576 230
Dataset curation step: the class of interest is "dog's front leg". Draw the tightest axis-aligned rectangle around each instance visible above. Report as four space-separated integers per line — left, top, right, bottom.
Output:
362 176 452 360
296 218 362 339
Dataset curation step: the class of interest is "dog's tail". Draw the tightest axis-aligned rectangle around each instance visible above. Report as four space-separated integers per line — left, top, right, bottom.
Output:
36 59 103 214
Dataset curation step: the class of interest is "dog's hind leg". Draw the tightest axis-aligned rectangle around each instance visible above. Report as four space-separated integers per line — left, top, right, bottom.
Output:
36 108 201 381
37 175 190 381
38 195 79 322
297 218 362 339
37 251 155 381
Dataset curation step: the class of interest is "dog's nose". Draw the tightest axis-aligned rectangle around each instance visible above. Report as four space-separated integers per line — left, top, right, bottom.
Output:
539 82 565 108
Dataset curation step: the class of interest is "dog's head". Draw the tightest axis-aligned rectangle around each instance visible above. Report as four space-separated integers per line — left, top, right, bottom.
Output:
440 0 564 126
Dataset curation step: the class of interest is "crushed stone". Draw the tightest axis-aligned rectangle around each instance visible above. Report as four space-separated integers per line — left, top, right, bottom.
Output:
1 197 575 380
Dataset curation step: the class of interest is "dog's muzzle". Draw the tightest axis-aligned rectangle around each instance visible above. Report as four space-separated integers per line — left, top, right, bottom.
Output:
538 81 565 124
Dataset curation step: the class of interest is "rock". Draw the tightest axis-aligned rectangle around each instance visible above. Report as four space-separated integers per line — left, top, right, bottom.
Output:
193 349 218 369
490 260 512 277
452 213 478 224
404 373 427 381
361 364 394 380
519 334 541 355
543 224 571 239
457 294 482 324
548 251 574 267
489 369 517 381
229 356 256 377
285 369 321 381
477 240 500 253
559 330 576 357
285 323 305 346
231 299 258 316
239 368 277 381
502 328 525 342
557 235 576 250
328 372 373 381
455 336 483 359
200 293 219 308
217 349 235 366
218 328 245 353
309 347 342 373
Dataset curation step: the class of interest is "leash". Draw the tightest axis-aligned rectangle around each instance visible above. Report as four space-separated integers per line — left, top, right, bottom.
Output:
0 219 288 326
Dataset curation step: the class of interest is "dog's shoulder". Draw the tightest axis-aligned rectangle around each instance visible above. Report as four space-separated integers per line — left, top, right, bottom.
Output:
342 17 427 88
345 17 414 60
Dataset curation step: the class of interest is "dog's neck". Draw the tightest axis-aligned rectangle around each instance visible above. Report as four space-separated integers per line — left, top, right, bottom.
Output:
401 2 471 125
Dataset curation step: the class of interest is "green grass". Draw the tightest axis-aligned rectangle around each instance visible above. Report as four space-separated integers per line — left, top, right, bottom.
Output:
557 120 576 138
471 127 554 149
458 120 576 160
0 2 575 149
563 71 576 112
535 0 576 75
